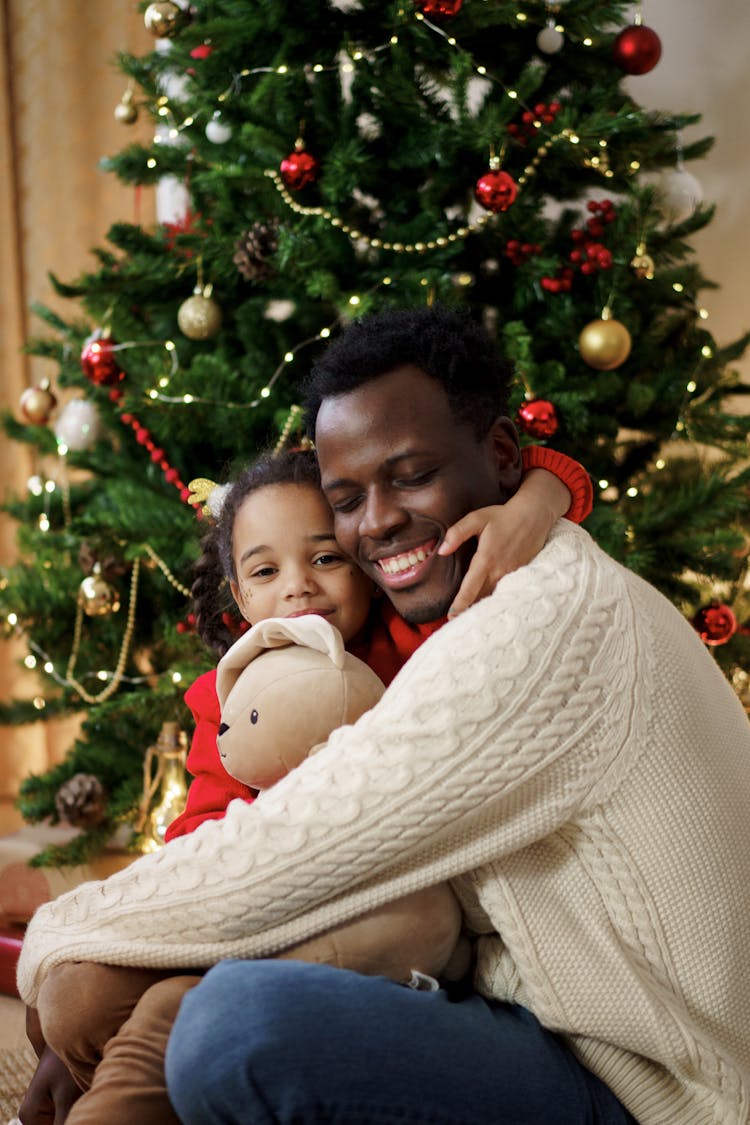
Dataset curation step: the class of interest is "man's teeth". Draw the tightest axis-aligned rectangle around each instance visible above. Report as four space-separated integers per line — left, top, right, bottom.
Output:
379 547 428 575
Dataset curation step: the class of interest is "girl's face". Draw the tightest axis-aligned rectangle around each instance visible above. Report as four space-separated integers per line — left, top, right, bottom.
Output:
229 482 375 643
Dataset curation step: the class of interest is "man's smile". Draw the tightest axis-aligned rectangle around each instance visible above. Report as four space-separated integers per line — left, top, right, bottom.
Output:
370 539 439 587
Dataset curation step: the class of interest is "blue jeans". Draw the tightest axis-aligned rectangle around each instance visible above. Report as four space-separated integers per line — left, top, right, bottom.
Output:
165 960 636 1124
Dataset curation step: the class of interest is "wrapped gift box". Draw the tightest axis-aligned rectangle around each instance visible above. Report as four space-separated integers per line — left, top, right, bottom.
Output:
0 823 133 997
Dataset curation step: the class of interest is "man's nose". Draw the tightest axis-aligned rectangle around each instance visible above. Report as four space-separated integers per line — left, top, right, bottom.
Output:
359 489 407 541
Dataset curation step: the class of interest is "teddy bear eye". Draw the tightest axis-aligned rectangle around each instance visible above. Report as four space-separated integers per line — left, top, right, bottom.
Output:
250 709 259 724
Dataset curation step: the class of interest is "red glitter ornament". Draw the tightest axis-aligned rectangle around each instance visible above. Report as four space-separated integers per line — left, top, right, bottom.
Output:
280 147 319 191
474 168 518 214
517 399 559 439
612 24 662 75
416 0 463 17
692 603 738 647
80 331 123 387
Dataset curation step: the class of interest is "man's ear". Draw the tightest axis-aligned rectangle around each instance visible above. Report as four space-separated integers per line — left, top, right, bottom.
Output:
488 416 523 499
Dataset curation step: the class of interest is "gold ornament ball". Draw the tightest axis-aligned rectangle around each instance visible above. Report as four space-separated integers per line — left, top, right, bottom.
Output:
20 381 57 424
578 317 632 371
114 89 138 125
177 293 223 340
630 251 655 280
144 1 183 38
79 574 121 617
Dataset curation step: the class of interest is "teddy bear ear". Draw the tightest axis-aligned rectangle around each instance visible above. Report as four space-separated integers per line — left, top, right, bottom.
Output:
216 615 346 707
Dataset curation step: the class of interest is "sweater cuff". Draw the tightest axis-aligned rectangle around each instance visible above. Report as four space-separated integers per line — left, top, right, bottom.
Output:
520 446 594 524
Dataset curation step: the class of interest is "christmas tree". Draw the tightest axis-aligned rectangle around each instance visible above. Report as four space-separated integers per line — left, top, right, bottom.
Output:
2 0 749 865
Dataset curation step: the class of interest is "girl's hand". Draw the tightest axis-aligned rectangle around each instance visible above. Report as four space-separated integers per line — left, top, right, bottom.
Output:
439 468 571 617
18 1046 81 1125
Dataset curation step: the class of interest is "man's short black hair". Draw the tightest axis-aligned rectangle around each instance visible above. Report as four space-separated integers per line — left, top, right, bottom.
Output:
304 304 513 441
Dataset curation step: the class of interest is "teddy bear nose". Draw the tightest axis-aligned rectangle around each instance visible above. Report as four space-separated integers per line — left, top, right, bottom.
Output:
218 722 229 736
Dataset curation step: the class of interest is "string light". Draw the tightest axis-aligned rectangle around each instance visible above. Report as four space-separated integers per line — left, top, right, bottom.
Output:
6 542 191 704
151 279 391 411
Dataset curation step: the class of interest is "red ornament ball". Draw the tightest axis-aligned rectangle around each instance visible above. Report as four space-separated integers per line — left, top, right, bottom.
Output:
612 24 662 75
474 169 518 214
415 0 463 17
517 399 559 439
80 332 123 387
280 148 319 191
692 603 738 647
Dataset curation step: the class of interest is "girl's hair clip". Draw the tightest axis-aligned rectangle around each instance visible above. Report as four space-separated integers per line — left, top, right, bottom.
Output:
188 478 231 519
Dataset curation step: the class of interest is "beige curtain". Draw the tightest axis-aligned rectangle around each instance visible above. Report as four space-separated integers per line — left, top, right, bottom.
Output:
0 1 154 832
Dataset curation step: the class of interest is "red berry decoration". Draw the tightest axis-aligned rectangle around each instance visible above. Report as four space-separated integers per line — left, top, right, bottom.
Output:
280 146 319 191
692 603 738 647
81 331 123 387
475 168 518 214
416 0 463 17
517 399 559 439
612 24 662 75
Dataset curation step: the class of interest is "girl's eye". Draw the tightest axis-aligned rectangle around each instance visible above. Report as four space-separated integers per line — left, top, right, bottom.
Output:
249 565 276 579
250 709 259 725
314 552 343 567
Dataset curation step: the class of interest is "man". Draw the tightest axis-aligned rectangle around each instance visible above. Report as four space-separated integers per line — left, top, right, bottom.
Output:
19 307 750 1123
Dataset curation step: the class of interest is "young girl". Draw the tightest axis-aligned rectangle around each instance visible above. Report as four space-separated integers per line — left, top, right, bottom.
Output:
20 445 591 1125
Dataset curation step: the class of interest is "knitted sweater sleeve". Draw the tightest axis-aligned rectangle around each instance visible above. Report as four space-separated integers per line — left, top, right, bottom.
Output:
17 524 635 1006
521 446 593 524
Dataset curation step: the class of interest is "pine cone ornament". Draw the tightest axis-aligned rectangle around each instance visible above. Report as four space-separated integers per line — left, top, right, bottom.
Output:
55 773 107 828
233 222 278 281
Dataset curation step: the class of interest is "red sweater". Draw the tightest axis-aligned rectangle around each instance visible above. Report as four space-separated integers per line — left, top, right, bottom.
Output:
165 448 592 842
165 605 442 840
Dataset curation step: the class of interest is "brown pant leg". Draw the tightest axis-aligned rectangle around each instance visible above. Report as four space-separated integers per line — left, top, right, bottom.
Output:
64 974 201 1125
39 961 179 1091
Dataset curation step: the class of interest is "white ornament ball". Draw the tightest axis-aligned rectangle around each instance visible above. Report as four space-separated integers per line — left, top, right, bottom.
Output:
54 399 102 452
205 115 232 144
656 168 703 224
536 26 564 54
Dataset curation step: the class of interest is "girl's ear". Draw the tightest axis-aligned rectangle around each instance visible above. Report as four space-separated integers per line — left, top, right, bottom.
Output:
488 416 523 499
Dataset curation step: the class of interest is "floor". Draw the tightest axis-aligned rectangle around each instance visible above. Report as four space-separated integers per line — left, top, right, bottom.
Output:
0 996 26 1048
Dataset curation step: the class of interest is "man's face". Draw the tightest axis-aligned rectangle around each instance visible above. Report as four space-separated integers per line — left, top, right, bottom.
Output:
315 364 521 623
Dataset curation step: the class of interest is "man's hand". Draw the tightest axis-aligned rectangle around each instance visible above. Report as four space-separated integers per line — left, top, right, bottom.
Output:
439 468 570 617
18 1046 82 1125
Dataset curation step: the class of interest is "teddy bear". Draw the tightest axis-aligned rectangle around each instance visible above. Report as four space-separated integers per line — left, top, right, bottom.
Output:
215 614 469 986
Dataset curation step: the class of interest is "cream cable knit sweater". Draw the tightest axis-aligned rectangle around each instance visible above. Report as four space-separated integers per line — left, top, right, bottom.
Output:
18 523 750 1124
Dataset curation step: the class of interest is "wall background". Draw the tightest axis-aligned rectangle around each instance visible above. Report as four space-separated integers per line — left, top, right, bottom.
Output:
0 0 748 826
630 0 750 386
